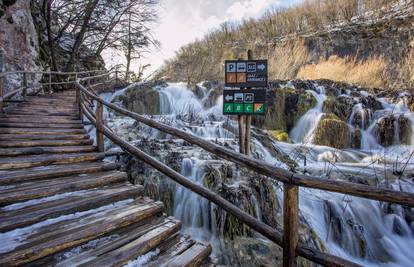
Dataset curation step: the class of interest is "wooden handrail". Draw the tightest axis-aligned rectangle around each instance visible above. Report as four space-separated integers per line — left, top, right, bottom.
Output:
79 96 360 267
77 80 414 266
77 82 414 207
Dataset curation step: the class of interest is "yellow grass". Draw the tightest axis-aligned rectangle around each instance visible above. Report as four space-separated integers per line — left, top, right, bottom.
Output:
297 55 388 88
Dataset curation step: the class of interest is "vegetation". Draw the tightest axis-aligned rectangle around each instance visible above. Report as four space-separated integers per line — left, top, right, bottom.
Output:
157 0 413 89
36 0 159 80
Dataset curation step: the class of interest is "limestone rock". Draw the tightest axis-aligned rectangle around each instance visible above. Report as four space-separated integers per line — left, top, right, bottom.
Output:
375 115 412 146
313 114 350 149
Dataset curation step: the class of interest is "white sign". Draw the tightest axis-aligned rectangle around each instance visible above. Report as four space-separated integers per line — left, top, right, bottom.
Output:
237 62 246 72
247 62 256 73
234 93 244 102
226 62 236 73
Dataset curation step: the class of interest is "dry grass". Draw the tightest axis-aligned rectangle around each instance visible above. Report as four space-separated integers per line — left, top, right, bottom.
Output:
268 40 313 80
398 39 414 90
297 56 388 88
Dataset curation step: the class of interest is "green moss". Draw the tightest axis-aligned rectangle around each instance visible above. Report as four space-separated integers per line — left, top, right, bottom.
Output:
313 114 350 149
262 88 317 131
269 130 291 143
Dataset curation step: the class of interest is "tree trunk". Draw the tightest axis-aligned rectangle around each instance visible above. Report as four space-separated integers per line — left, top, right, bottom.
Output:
67 0 99 71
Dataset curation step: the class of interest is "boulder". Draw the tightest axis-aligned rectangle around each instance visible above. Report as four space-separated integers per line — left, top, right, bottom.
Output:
118 82 165 115
375 115 412 146
203 86 222 108
323 95 356 121
313 114 350 149
253 87 317 132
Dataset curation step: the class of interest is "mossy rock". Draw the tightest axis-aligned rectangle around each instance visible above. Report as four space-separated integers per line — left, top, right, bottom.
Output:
253 87 317 131
351 129 362 149
313 114 350 149
323 95 355 121
269 130 291 143
121 84 161 115
409 100 414 112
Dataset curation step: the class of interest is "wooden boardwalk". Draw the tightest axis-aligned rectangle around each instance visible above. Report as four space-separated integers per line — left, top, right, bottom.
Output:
0 90 211 266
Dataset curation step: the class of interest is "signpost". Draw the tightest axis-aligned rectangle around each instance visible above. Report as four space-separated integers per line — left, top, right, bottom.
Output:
223 51 268 156
223 89 266 115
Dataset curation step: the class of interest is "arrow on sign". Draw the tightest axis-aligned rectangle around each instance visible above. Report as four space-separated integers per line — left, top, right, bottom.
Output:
225 95 233 102
258 64 266 71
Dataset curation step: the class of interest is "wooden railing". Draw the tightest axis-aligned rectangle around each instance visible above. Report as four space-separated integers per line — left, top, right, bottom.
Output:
2 69 412 266
0 67 124 112
71 73 414 267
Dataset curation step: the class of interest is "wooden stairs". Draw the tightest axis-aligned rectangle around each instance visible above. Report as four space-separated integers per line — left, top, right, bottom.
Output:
0 90 211 266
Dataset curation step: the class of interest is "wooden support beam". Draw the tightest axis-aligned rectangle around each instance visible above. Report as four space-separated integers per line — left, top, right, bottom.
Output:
23 72 28 99
96 101 104 152
244 49 253 156
238 115 245 154
283 184 299 267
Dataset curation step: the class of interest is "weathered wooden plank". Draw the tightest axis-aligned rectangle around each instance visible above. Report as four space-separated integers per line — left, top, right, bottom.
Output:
1 114 79 121
55 217 175 266
0 171 127 206
7 110 78 117
146 235 196 267
76 220 182 267
0 162 118 185
0 152 105 170
0 122 83 129
0 134 89 141
0 145 96 156
161 241 212 267
0 128 86 135
0 200 164 266
0 139 92 148
0 185 142 232
0 117 82 124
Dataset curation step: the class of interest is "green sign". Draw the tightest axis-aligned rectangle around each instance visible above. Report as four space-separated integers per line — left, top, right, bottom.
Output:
223 89 266 116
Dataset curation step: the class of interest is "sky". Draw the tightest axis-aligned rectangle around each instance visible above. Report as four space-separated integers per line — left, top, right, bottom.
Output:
103 0 303 78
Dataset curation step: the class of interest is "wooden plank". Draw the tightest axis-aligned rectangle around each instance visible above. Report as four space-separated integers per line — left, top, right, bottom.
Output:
0 152 105 170
0 117 82 124
0 122 83 129
0 134 89 141
75 220 182 267
0 171 127 206
0 146 96 156
161 241 212 267
1 114 79 121
0 162 118 185
7 110 78 116
0 139 92 148
146 235 196 267
283 184 299 267
0 128 86 135
55 217 176 266
0 200 164 266
0 185 142 232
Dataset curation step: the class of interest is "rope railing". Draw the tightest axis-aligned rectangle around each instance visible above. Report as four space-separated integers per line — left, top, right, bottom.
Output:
74 79 414 267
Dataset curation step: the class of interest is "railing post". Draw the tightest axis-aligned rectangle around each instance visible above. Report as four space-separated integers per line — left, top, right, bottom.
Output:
0 75 4 113
76 87 83 121
49 73 52 93
22 72 27 99
283 183 299 267
96 101 104 152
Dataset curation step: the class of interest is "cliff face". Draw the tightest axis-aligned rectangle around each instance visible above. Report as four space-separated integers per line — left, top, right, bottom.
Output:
0 0 41 92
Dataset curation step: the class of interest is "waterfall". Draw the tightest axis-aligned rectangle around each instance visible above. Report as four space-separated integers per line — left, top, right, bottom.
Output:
290 85 327 143
106 82 414 266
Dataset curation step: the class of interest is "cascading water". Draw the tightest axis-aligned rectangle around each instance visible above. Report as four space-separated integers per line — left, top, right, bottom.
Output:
290 85 327 143
105 81 414 266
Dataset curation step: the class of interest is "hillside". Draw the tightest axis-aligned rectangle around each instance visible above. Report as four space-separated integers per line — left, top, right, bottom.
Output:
157 0 414 90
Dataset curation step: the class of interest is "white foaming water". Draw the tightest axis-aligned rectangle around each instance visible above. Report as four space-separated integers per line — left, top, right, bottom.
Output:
290 86 327 143
107 82 414 266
